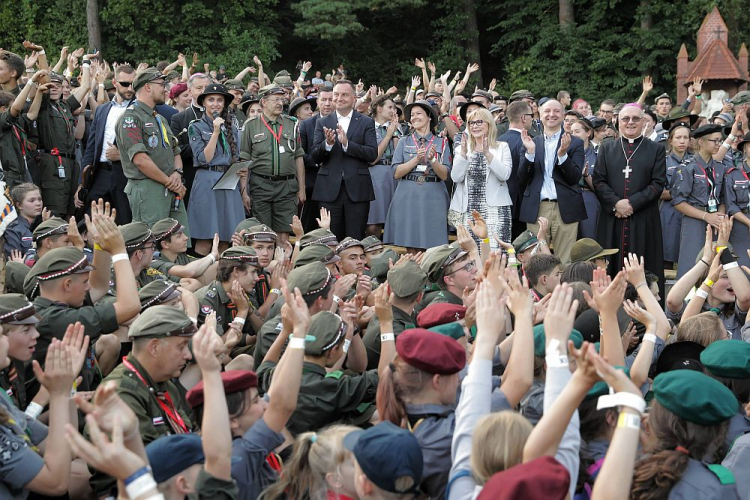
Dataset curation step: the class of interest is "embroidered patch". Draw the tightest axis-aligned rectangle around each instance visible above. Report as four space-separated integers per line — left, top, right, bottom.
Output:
124 116 134 125
144 122 155 128
147 135 158 148
253 133 265 140
153 417 165 426
122 122 136 129
274 322 283 331
201 305 213 315
206 289 216 298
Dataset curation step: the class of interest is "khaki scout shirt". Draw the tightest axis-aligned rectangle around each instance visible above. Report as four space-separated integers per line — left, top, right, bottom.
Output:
116 100 180 180
195 280 259 336
239 114 303 176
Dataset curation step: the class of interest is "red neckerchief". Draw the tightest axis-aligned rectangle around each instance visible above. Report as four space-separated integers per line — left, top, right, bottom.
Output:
326 491 356 500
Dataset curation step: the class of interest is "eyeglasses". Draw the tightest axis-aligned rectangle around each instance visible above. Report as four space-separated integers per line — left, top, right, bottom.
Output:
468 120 487 127
446 261 476 275
620 116 642 123
117 81 134 88
265 97 285 103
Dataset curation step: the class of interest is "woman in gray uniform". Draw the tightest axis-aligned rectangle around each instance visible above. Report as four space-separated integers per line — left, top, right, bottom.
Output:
367 95 401 237
672 124 727 279
724 133 750 269
661 124 691 267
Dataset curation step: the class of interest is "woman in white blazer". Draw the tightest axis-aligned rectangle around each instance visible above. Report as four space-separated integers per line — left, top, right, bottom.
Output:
450 107 513 250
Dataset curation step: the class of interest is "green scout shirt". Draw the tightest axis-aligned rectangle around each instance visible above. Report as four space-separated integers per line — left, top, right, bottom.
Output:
363 306 417 370
253 313 283 370
239 114 303 176
151 252 194 282
36 95 80 154
414 288 463 316
0 111 28 188
116 100 180 180
190 468 239 500
107 266 171 295
195 280 259 336
0 360 28 410
257 360 378 435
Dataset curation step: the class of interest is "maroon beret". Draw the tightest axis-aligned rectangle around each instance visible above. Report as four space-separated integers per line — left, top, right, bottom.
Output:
168 82 188 100
396 329 466 375
477 456 569 500
417 303 467 328
186 370 258 409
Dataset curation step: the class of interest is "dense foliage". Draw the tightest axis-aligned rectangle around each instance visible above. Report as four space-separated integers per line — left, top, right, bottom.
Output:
2 0 749 104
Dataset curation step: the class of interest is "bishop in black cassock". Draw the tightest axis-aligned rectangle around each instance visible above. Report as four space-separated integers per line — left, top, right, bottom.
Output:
592 104 666 297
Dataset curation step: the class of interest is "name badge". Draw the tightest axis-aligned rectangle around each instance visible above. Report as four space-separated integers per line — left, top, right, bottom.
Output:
708 199 718 213
279 146 286 154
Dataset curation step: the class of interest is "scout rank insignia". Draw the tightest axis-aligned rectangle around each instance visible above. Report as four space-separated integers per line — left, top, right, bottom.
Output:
122 116 136 129
148 135 159 148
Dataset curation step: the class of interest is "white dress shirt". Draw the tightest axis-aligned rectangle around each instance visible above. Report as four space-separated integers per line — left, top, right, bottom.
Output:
524 129 568 201
99 98 129 163
325 109 354 152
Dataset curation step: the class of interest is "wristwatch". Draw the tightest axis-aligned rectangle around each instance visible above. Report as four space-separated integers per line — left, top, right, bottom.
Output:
174 169 184 176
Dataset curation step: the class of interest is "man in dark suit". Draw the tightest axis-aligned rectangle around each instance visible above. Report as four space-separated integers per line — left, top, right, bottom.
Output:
79 64 136 225
299 87 334 233
518 99 585 264
498 100 535 241
311 80 378 240
169 73 209 206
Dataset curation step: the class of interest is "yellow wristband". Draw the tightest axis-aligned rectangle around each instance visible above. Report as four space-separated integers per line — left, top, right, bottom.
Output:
482 238 490 244
716 246 727 253
506 249 516 254
617 411 641 430
703 279 715 288
94 243 103 251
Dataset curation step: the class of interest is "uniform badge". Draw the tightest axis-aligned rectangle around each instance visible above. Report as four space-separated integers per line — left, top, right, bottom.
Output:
122 116 136 129
201 305 213 315
253 133 266 140
206 289 216 298
148 135 158 148
275 322 283 331
153 417 165 426
144 122 155 128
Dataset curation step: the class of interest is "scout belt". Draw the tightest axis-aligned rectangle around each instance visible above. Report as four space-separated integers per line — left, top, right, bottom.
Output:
38 148 75 160
255 173 296 181
404 173 439 184
204 165 229 173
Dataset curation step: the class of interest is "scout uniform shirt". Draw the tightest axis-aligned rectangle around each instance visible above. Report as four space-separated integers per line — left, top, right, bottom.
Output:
239 113 303 177
671 154 727 213
144 252 188 283
116 100 180 180
195 280 260 338
362 306 416 370
0 109 30 189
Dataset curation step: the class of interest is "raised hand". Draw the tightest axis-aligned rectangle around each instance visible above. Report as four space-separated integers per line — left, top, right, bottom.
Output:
414 58 426 69
557 132 571 157
468 210 488 240
290 215 304 239
456 224 478 255
61 322 90 379
333 274 358 299
323 126 336 146
32 339 74 396
411 76 421 89
543 284 579 346
622 253 646 286
474 281 506 341
316 207 331 229
427 61 436 74
193 324 223 373
373 282 394 324
520 129 535 155
642 76 653 94
466 63 479 74
536 216 549 241
623 300 656 331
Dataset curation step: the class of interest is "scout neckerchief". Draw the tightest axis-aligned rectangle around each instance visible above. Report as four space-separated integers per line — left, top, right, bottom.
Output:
121 357 189 434
207 115 229 154
153 112 170 149
412 132 436 176
262 114 283 175
694 154 718 205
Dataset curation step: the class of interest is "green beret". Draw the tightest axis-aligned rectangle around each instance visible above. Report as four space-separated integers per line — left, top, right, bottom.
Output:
152 218 183 242
361 236 384 253
27 247 94 284
133 67 165 92
305 311 346 356
0 293 38 325
243 225 277 243
336 237 364 255
293 244 340 268
421 245 467 283
300 228 338 248
512 230 538 253
128 305 197 339
287 262 334 296
585 367 630 401
235 218 261 234
428 322 465 340
220 246 260 266
653 370 738 426
5 262 30 295
224 79 244 91
32 217 68 242
533 324 584 357
370 249 399 281
700 340 750 379
121 222 153 249
259 84 286 98
387 261 427 298
139 281 181 310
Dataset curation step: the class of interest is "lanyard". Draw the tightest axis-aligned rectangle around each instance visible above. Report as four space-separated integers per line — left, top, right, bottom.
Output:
412 133 435 154
696 156 717 201
121 358 189 434
261 115 283 144
739 165 750 183
52 101 72 137
11 126 26 156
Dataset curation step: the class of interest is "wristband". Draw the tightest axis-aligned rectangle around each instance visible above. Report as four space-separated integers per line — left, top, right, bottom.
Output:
716 246 727 253
722 142 732 149
506 248 516 254
82 60 91 66
545 354 569 368
70 380 77 397
723 261 739 270
112 253 129 263
233 316 246 327
343 339 351 353
538 239 548 246
207 254 216 264
289 337 305 350
410 87 417 91
597 391 647 415
333 295 341 304
37 49 45 55
125 473 158 500
189 317 198 325
617 411 641 430
699 259 710 267
270 288 281 296
25 402 44 419
695 94 702 100
728 134 737 142
125 466 153 486
381 333 395 342
98 83 104 87
94 243 103 251
702 213 707 221
695 288 709 299
482 238 490 244
295 240 301 246
642 333 657 344
703 278 715 288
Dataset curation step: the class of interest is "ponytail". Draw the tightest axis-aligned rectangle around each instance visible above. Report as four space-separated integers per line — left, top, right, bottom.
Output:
376 356 432 428
221 107 238 164
260 432 317 500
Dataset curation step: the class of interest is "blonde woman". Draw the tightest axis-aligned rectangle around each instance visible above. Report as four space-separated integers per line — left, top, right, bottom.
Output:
450 108 513 249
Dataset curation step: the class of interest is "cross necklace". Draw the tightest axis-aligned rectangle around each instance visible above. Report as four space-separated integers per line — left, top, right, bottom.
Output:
620 136 644 179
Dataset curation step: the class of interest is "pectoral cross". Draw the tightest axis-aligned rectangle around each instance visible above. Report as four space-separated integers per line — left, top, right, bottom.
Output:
623 162 633 179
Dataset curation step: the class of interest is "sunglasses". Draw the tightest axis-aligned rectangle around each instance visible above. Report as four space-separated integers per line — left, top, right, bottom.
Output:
117 81 134 88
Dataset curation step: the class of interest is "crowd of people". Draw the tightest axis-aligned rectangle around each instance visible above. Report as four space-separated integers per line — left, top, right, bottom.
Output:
0 40 749 500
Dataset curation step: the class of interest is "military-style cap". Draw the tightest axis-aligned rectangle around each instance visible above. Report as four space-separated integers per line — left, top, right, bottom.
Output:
509 89 535 103
104 79 116 90
239 94 260 114
488 104 501 114
166 70 180 81
569 238 618 263
336 237 364 255
396 328 465 374
235 218 261 234
186 370 258 408
653 370 738 425
27 247 94 284
418 303 466 328
566 110 583 119
537 97 551 108
369 249 399 282
471 90 493 102
288 96 317 117
196 83 234 108
588 116 607 130
386 261 427 298
139 281 181 310
512 230 538 253
361 236 384 253
224 79 244 91
343 422 423 495
300 228 338 248
700 340 750 379
121 222 153 250
477 456 569 500
5 262 30 295
288 262 334 296
32 217 68 243
533 324 583 357
49 72 65 83
258 84 285 99
243 225 277 243
305 311 346 356
731 90 750 106
133 67 165 92
655 341 705 375
0 294 38 325
219 246 260 267
736 132 750 152
421 245 468 283
662 108 698 130
653 92 671 104
425 91 442 99
293 244 340 268
428 322 466 340
151 218 183 242
273 70 293 87
147 434 205 483
692 123 724 138
128 305 197 339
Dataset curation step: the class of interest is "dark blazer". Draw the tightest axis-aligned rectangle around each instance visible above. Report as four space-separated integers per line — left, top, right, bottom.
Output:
82 101 117 168
170 105 204 162
517 132 586 224
311 111 378 203
299 113 321 191
498 128 525 218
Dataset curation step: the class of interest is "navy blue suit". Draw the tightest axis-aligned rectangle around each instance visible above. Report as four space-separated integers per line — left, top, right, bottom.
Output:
82 101 132 224
498 128 526 239
299 113 321 232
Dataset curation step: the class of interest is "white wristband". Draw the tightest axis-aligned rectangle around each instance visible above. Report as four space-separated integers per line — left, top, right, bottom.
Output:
189 317 198 325
722 142 732 150
381 333 395 342
289 337 305 349
25 402 43 419
545 354 569 368
37 49 45 55
333 295 341 304
125 473 158 500
207 254 216 264
232 316 246 326
617 411 641 430
545 339 562 357
642 333 657 344
695 289 709 299
343 339 351 353
597 391 647 415
112 253 129 263
270 288 281 296
723 262 739 270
